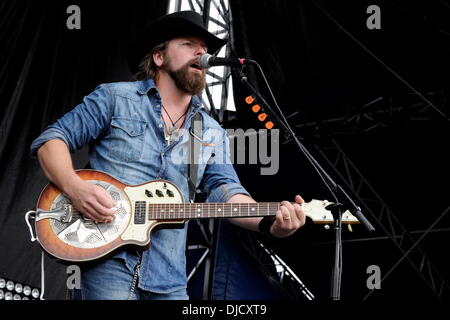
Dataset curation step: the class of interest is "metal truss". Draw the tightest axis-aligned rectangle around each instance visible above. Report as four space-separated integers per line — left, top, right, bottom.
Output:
250 237 315 300
170 0 235 123
186 219 218 300
186 219 315 300
292 90 449 136
173 0 450 300
313 138 450 301
286 90 449 300
171 0 450 302
170 0 232 300
170 0 311 300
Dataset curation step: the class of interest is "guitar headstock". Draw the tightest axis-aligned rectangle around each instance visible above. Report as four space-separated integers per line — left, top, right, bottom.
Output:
303 199 360 224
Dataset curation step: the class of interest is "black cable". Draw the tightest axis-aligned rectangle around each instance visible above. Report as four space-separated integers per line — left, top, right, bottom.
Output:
250 61 339 203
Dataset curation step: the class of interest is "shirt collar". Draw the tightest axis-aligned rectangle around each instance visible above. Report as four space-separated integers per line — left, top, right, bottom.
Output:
137 78 202 112
190 95 202 112
137 78 158 95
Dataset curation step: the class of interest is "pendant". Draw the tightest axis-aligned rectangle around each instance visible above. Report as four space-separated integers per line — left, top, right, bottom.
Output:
168 125 177 135
165 134 171 146
165 125 179 146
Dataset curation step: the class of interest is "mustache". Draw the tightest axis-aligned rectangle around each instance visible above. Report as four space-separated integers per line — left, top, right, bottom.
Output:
189 57 200 65
186 58 203 70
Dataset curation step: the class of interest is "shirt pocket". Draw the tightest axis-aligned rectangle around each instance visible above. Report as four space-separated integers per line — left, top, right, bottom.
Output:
108 117 147 162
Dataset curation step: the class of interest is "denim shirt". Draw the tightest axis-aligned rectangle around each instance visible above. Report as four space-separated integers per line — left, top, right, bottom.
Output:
30 79 250 293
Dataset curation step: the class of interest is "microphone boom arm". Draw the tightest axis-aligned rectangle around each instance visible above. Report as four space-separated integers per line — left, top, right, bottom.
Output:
238 68 374 232
238 65 375 301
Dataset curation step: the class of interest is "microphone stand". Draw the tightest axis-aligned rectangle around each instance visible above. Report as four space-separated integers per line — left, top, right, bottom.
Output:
237 67 375 300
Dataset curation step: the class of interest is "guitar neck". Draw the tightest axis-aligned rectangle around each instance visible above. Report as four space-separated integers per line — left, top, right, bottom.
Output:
146 202 282 220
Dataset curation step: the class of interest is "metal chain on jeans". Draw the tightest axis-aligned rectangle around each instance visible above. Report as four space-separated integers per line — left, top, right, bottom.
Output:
127 261 141 300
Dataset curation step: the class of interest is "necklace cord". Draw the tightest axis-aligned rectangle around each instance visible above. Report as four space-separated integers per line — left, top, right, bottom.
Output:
162 104 189 128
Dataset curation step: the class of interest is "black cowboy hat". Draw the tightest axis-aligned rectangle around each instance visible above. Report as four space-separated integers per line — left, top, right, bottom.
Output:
128 11 228 74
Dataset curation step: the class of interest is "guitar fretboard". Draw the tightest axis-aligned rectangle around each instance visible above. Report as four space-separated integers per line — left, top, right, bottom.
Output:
137 202 282 221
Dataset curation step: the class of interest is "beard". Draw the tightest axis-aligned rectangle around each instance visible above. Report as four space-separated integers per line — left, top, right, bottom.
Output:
163 58 206 96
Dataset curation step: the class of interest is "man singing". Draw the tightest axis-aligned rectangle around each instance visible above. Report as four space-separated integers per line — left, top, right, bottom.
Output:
30 11 305 300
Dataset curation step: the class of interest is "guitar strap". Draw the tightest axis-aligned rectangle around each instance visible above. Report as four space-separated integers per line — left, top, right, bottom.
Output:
146 90 203 201
126 112 202 299
188 112 203 202
127 111 202 299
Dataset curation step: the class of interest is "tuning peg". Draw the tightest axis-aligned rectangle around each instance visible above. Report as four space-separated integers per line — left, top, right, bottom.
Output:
324 225 330 230
167 190 174 197
347 224 353 232
156 190 164 197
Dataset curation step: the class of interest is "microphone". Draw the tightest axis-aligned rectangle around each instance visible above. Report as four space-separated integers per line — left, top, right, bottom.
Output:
199 53 256 69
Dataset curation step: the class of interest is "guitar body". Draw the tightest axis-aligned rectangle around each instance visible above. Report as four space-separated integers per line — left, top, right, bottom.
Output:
32 170 359 262
35 170 185 262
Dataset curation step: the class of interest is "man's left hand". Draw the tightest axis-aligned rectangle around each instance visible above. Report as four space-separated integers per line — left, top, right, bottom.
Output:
270 195 306 238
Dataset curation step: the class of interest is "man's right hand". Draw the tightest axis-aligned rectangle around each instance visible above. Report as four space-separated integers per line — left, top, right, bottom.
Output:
66 180 116 223
37 139 116 223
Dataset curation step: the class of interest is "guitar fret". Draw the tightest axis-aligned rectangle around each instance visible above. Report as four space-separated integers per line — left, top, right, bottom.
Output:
146 202 283 220
199 204 202 218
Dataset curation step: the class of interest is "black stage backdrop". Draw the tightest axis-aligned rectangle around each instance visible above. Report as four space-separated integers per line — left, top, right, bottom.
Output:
0 0 168 299
1 0 450 302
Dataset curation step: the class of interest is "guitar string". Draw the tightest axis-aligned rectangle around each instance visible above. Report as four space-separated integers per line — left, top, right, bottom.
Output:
146 203 281 219
65 202 337 222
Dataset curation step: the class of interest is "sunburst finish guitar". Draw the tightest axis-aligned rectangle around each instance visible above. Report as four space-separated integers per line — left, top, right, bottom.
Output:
28 170 359 262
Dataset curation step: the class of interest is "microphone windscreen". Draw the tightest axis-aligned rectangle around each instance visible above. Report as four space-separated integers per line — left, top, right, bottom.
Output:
199 53 213 69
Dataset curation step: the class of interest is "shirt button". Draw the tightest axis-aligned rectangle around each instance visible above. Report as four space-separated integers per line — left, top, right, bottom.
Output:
158 123 163 128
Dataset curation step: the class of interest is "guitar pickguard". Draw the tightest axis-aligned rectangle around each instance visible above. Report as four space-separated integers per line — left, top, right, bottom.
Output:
120 180 184 243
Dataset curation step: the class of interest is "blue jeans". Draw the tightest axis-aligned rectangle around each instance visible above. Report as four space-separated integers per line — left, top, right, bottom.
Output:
71 258 189 300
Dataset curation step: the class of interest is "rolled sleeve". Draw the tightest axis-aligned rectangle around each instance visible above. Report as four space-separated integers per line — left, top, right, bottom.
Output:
29 84 111 159
30 128 71 159
206 182 251 203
